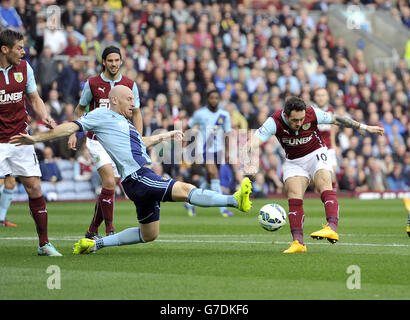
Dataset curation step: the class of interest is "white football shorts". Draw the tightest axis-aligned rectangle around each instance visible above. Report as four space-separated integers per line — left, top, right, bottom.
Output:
86 137 120 178
282 147 334 182
0 143 42 177
327 148 337 168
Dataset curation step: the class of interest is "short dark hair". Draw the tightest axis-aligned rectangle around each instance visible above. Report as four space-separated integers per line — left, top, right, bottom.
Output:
284 96 306 116
206 89 219 98
0 29 23 49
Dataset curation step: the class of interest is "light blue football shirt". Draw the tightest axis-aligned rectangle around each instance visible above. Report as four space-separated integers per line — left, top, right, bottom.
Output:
73 108 151 181
187 106 231 153
79 73 140 108
255 108 333 143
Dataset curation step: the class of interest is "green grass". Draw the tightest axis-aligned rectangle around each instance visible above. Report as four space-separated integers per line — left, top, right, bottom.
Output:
0 198 409 300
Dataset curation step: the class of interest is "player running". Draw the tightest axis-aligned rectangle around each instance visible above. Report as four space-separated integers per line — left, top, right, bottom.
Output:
0 29 61 256
68 46 143 239
246 96 384 253
184 89 234 217
11 85 252 255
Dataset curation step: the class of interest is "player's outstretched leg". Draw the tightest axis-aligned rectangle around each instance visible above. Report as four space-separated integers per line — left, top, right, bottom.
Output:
185 177 252 213
74 227 146 254
210 179 234 217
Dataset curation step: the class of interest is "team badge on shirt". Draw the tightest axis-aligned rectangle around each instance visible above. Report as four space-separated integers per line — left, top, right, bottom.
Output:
14 72 23 83
302 123 311 130
216 115 225 125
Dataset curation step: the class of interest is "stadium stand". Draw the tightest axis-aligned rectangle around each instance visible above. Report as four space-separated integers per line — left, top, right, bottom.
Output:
2 0 409 201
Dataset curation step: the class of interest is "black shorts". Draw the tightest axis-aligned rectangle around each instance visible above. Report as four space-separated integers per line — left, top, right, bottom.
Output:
122 167 177 224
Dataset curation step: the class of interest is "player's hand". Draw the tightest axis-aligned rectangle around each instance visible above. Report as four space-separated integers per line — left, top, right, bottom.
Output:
9 133 36 146
168 130 184 141
367 125 384 136
68 133 77 151
42 116 57 129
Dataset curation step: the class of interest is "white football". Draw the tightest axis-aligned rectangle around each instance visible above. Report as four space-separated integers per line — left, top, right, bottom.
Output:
258 203 287 232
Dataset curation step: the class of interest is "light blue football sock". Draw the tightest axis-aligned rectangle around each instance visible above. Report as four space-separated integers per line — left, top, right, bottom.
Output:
188 188 237 208
94 227 145 250
210 179 227 213
0 187 13 221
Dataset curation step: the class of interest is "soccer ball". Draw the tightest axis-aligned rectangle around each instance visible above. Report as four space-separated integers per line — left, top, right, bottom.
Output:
258 203 287 232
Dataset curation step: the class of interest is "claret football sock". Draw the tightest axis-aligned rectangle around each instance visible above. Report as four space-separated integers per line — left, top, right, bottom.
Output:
29 195 49 247
88 200 103 233
188 188 237 208
320 190 339 232
100 188 115 234
95 227 145 250
288 198 305 245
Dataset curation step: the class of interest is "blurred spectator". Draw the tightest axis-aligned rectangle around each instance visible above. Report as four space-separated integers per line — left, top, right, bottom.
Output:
366 157 389 191
56 57 81 104
0 0 24 31
43 25 67 55
64 33 84 57
339 165 357 191
35 45 59 101
39 146 62 183
387 163 408 190
47 89 64 120
74 145 94 182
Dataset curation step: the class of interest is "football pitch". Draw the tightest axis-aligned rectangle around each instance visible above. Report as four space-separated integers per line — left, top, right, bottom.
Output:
0 198 409 300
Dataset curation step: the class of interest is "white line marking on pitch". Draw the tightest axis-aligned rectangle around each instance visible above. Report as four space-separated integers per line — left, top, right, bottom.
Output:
0 236 408 248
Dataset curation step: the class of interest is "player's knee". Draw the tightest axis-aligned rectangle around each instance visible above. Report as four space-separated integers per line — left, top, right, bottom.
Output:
24 181 43 198
141 230 158 242
5 177 16 189
101 177 116 190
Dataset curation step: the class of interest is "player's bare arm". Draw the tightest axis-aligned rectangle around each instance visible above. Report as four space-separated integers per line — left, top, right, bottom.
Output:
243 134 263 177
10 122 80 146
332 114 385 135
132 108 143 135
26 90 56 129
142 130 184 148
68 104 87 150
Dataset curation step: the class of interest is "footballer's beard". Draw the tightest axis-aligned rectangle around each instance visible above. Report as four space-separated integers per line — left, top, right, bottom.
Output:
106 67 120 78
208 104 218 112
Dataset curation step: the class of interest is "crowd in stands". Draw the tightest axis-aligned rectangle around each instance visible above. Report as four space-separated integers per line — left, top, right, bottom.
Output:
1 0 409 199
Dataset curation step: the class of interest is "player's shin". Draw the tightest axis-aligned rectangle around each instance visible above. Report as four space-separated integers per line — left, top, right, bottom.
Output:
320 190 339 232
188 188 237 208
95 227 145 250
288 199 305 245
29 195 49 247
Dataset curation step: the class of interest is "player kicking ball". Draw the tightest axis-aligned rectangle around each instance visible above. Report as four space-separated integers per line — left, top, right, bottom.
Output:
10 85 252 255
246 96 384 253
